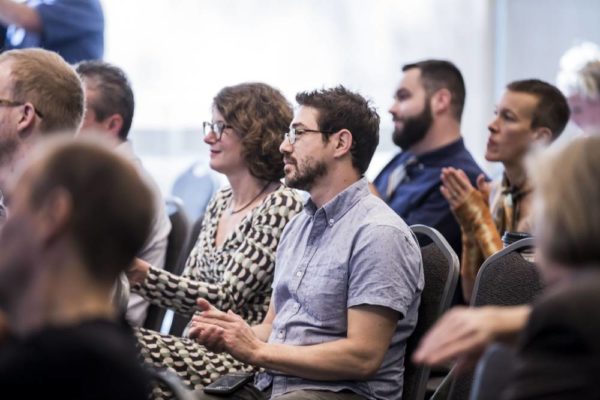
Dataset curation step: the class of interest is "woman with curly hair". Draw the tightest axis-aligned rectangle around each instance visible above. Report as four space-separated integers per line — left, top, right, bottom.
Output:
127 83 303 396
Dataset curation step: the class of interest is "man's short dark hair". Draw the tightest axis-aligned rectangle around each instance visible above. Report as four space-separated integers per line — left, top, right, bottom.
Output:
75 61 135 140
506 79 571 141
28 137 153 285
402 59 466 122
295 86 380 175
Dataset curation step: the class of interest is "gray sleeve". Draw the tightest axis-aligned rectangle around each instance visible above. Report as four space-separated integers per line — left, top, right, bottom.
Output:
347 224 423 318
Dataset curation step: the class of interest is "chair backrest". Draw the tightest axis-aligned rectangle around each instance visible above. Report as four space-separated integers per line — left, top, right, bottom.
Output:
143 196 191 331
164 196 192 275
404 224 460 400
469 343 516 400
471 237 541 307
449 237 542 400
181 213 204 268
112 272 130 315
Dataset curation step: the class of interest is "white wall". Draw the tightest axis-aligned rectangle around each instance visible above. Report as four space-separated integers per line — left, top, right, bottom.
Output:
107 0 589 192
495 0 600 147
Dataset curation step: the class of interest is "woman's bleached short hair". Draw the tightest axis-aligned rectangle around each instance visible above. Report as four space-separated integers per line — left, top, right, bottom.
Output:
556 42 600 100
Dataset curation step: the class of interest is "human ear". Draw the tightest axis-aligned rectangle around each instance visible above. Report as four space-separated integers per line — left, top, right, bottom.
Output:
106 114 124 139
431 88 451 115
533 127 552 146
333 129 353 158
37 188 72 247
16 103 38 139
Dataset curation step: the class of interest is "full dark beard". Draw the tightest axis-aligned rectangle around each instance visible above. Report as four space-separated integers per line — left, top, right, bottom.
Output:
392 102 433 150
284 156 328 192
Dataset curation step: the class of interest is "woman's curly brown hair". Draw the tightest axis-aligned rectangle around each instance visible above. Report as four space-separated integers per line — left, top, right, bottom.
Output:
213 82 292 182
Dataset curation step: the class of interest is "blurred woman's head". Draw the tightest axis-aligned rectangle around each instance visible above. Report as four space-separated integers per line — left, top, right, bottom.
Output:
205 82 292 181
530 137 600 282
556 42 600 135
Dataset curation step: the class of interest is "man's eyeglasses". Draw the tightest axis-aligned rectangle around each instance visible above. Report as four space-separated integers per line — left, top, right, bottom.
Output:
0 98 44 119
283 127 334 145
202 121 233 141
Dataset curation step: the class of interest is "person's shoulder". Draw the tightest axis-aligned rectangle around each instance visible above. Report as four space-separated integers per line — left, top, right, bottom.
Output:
0 320 149 397
258 185 304 218
449 147 485 177
266 185 303 206
358 193 409 225
213 186 233 203
526 271 600 342
18 319 143 372
43 319 136 352
535 271 600 314
357 193 400 217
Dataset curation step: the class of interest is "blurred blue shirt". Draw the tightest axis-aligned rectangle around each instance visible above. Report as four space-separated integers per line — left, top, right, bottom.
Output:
5 0 104 63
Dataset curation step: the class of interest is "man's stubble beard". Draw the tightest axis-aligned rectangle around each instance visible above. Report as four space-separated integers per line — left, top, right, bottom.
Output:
284 156 328 192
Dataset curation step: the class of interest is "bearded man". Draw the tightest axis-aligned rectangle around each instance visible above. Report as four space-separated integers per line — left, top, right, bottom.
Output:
374 59 484 258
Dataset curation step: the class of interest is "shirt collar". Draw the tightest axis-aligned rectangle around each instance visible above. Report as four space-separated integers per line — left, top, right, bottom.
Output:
500 173 532 199
304 177 370 223
412 138 466 164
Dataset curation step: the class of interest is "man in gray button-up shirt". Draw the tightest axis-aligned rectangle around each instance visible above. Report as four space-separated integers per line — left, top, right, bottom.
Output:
191 86 424 400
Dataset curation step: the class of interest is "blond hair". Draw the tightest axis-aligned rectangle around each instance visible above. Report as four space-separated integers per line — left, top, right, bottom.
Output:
0 49 84 134
530 137 600 267
556 42 600 100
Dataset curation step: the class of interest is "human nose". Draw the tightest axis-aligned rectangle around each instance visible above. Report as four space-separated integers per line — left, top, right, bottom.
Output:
280 134 293 154
389 101 399 117
487 115 499 134
203 129 218 144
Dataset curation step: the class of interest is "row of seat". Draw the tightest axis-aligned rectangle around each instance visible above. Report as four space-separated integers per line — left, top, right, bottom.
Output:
144 199 540 400
429 238 541 400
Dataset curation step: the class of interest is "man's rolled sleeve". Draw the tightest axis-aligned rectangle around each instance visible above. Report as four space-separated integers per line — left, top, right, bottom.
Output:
347 224 423 319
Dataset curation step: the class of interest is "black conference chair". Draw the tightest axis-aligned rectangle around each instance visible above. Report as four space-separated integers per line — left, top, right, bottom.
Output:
404 224 460 400
469 343 516 400
181 213 204 268
471 237 541 307
448 237 542 400
143 197 192 331
162 213 205 336
164 197 193 276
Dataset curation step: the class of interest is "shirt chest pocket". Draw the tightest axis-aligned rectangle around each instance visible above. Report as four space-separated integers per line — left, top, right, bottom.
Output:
298 262 348 321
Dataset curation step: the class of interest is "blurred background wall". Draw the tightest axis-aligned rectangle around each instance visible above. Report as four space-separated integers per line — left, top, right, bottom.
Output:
100 0 600 192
